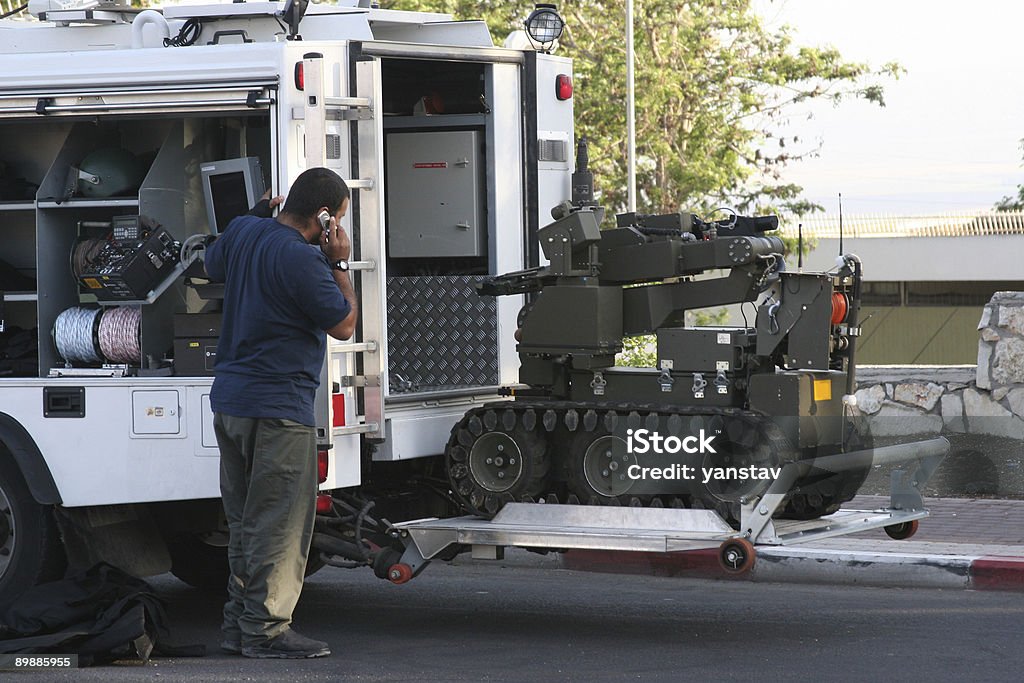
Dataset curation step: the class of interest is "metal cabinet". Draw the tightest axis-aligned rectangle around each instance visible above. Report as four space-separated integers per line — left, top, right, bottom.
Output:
386 130 484 258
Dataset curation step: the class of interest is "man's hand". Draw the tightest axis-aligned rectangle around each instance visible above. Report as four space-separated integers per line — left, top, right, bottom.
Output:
248 191 285 218
320 216 351 262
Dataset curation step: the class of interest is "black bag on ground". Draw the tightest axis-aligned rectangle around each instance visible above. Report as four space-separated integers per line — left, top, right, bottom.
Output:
0 563 205 665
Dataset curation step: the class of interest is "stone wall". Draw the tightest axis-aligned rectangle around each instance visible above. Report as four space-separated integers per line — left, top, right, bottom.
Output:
853 292 1024 439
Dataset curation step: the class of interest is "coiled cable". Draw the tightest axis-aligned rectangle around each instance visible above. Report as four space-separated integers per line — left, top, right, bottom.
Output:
98 306 142 364
54 306 142 365
71 238 108 279
53 307 102 364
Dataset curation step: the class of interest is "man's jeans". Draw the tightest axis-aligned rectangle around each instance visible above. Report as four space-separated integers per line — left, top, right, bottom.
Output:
214 414 317 645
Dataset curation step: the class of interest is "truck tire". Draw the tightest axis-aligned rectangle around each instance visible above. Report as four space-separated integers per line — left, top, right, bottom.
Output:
167 533 325 592
167 533 231 592
0 454 67 607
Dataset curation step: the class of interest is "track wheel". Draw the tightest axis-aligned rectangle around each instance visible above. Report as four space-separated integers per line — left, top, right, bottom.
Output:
448 412 549 517
387 563 414 584
884 519 919 540
718 538 756 575
702 416 782 505
781 418 873 521
566 429 636 502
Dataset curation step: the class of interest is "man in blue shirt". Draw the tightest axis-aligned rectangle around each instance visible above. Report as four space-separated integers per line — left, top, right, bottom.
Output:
204 168 357 659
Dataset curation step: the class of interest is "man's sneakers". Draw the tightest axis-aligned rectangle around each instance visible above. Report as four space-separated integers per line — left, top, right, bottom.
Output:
241 629 331 659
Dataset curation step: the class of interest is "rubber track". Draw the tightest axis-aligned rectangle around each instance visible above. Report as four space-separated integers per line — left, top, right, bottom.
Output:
445 399 864 525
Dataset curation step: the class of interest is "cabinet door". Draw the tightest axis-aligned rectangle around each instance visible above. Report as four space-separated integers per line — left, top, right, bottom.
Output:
386 131 483 258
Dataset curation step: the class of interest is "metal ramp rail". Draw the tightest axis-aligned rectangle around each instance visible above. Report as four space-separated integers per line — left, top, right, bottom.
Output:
386 437 949 581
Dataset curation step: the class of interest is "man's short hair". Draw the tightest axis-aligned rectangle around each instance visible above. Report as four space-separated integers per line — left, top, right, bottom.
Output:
282 168 350 218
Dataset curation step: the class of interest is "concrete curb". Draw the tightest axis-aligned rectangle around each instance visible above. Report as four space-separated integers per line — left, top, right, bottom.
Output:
971 556 1024 590
560 547 1024 591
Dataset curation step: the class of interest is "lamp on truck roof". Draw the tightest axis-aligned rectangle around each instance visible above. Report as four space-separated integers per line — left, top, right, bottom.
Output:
281 0 309 40
525 3 564 52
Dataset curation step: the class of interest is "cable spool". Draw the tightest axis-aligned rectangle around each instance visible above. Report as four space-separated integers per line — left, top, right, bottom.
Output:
53 307 103 364
71 237 107 279
98 306 142 364
53 306 142 366
830 292 849 325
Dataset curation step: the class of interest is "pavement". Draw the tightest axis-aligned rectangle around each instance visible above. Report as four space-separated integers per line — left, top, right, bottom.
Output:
557 495 1024 591
6 500 1024 680
11 565 1024 682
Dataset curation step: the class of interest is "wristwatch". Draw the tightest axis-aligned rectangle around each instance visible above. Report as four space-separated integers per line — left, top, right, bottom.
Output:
331 259 350 272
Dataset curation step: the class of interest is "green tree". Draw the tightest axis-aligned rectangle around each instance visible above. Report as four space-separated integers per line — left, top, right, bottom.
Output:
617 335 657 368
995 188 1024 211
381 0 900 217
384 1 883 369
995 140 1024 210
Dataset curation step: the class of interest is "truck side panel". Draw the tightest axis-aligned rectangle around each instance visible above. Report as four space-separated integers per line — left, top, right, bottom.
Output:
534 53 574 230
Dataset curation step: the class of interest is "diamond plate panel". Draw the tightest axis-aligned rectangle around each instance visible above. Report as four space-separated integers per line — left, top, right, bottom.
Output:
387 276 498 393
326 134 342 160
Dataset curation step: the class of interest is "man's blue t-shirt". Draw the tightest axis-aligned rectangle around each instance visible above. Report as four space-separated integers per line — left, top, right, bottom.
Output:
204 215 350 426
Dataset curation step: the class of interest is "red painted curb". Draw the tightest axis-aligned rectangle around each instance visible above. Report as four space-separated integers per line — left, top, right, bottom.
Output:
562 548 740 579
970 556 1024 591
562 549 1024 592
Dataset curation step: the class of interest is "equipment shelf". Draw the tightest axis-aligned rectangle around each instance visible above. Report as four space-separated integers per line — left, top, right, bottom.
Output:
37 198 139 209
1 292 37 302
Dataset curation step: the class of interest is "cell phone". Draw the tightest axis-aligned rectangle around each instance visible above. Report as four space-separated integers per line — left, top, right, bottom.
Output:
318 210 331 240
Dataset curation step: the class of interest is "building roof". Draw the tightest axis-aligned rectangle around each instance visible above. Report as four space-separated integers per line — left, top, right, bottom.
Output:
781 211 1024 238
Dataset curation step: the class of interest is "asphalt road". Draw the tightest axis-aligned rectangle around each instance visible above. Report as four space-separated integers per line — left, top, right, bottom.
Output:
8 561 1024 682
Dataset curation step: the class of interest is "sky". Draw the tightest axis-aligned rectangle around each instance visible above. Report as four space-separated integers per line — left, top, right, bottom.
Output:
152 1 1023 216
756 0 1024 215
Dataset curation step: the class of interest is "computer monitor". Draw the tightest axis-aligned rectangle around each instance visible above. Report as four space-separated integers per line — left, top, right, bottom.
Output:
199 157 267 234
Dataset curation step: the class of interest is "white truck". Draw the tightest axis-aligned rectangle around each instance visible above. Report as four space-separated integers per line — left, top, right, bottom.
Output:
0 0 946 602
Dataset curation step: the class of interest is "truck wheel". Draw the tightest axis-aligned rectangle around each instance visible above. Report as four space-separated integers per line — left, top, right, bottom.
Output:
0 454 66 607
167 533 325 592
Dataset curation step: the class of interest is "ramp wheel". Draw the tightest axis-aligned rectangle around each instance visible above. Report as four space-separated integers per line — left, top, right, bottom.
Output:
387 563 415 585
372 548 404 580
884 519 919 540
718 538 756 575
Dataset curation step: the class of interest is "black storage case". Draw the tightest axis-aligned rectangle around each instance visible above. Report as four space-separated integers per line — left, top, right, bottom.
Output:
173 312 221 376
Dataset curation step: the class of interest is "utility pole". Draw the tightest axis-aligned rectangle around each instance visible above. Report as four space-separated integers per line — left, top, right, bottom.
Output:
626 0 637 212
